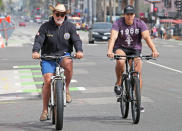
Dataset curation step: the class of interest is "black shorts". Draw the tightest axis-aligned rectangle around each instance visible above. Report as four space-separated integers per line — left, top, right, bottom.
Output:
113 46 141 56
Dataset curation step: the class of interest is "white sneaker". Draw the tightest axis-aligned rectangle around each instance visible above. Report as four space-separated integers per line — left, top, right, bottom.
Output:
140 106 145 113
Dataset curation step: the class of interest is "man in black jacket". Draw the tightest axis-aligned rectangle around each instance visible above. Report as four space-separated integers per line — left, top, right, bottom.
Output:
32 4 83 121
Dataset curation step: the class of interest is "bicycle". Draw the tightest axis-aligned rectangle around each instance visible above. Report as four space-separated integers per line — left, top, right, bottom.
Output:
114 54 155 124
41 55 72 130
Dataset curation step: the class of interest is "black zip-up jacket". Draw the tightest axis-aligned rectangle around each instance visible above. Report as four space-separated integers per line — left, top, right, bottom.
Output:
32 17 83 56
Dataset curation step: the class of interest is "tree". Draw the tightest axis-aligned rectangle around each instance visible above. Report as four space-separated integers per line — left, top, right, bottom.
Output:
0 0 2 7
0 0 5 14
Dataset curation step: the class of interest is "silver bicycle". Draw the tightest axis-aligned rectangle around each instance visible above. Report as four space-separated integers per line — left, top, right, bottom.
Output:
41 55 71 130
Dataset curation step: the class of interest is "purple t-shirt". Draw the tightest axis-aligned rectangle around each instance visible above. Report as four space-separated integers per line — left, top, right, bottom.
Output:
112 17 148 51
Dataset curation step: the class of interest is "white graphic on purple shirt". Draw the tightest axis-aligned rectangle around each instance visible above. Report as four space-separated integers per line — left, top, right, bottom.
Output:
125 29 129 35
112 17 148 51
120 30 124 35
125 35 133 46
135 29 139 34
130 28 134 35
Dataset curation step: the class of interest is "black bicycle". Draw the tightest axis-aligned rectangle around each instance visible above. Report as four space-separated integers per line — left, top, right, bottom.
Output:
114 54 155 124
41 55 72 130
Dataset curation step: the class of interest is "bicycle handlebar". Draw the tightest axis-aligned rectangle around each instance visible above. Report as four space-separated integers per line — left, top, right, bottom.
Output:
40 55 74 61
114 54 156 60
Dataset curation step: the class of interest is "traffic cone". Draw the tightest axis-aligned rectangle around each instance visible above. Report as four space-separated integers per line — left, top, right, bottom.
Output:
0 42 5 48
0 34 5 48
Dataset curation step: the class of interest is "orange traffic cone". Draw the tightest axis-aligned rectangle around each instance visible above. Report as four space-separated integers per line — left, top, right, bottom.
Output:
0 34 5 48
0 42 5 48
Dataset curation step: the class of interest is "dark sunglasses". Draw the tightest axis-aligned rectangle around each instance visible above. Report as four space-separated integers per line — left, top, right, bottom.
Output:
55 13 65 17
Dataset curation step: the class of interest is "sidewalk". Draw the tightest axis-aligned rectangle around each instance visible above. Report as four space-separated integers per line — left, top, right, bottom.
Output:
6 23 39 47
6 26 88 47
152 37 182 43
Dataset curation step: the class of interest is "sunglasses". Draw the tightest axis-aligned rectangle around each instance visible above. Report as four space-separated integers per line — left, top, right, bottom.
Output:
55 12 66 17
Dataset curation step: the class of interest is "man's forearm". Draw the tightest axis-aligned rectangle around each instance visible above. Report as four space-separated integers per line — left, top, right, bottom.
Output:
108 38 115 52
145 37 157 52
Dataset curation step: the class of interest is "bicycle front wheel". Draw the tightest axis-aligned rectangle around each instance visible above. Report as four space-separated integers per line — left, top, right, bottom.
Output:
51 104 55 124
130 76 141 124
54 79 64 130
48 98 55 124
120 77 129 118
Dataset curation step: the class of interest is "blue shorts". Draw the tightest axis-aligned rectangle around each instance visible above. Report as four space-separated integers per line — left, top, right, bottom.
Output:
41 53 71 75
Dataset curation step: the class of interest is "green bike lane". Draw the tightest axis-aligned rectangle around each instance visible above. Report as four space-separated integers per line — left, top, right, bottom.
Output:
0 64 85 101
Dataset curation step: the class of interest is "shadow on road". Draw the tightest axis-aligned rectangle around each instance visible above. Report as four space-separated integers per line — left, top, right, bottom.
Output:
0 121 57 131
64 115 133 125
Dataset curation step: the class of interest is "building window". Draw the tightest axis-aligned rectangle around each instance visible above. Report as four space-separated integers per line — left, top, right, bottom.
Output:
164 0 172 8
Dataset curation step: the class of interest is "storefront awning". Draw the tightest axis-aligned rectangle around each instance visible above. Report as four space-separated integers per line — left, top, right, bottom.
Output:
160 19 182 24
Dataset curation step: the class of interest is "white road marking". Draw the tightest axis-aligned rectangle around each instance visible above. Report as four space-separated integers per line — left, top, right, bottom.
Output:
13 66 19 69
163 45 175 47
0 96 24 101
77 87 86 91
147 61 182 74
71 79 77 83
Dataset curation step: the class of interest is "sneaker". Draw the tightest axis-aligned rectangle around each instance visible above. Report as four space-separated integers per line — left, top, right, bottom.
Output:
140 106 145 113
66 93 72 103
40 112 48 121
114 85 121 95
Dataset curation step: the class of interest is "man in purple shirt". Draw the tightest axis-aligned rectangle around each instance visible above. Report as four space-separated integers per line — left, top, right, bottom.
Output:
107 5 159 112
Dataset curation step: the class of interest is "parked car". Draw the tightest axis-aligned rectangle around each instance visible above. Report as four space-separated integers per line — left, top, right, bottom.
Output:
88 22 112 44
19 22 26 27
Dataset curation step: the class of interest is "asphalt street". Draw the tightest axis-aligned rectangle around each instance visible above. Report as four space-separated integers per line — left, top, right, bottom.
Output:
0 23 182 131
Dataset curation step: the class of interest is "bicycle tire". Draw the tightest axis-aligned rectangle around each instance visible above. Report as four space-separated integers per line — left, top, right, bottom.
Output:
130 76 141 124
54 79 64 130
49 82 56 124
51 105 55 124
120 77 129 118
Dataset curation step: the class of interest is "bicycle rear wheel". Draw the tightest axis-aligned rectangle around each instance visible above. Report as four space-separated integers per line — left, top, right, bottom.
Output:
54 79 64 130
120 77 129 118
130 76 141 124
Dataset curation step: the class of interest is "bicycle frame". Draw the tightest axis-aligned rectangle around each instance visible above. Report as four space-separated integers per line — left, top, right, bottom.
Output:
39 55 73 130
125 57 140 80
50 59 66 107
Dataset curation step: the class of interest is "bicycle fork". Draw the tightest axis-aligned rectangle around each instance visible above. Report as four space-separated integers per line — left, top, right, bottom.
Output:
50 77 56 106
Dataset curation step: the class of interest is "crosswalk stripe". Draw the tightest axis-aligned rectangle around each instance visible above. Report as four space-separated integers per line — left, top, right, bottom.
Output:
21 81 43 86
20 75 42 78
18 70 41 73
13 65 40 69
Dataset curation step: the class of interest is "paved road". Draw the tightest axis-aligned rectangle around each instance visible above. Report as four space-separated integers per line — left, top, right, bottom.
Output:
0 23 182 131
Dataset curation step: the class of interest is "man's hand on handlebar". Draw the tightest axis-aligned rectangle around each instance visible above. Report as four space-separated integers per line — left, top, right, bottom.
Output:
74 51 83 59
32 52 40 59
107 50 114 58
152 50 159 58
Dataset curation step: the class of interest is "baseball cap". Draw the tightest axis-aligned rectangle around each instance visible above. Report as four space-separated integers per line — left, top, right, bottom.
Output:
124 5 135 14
